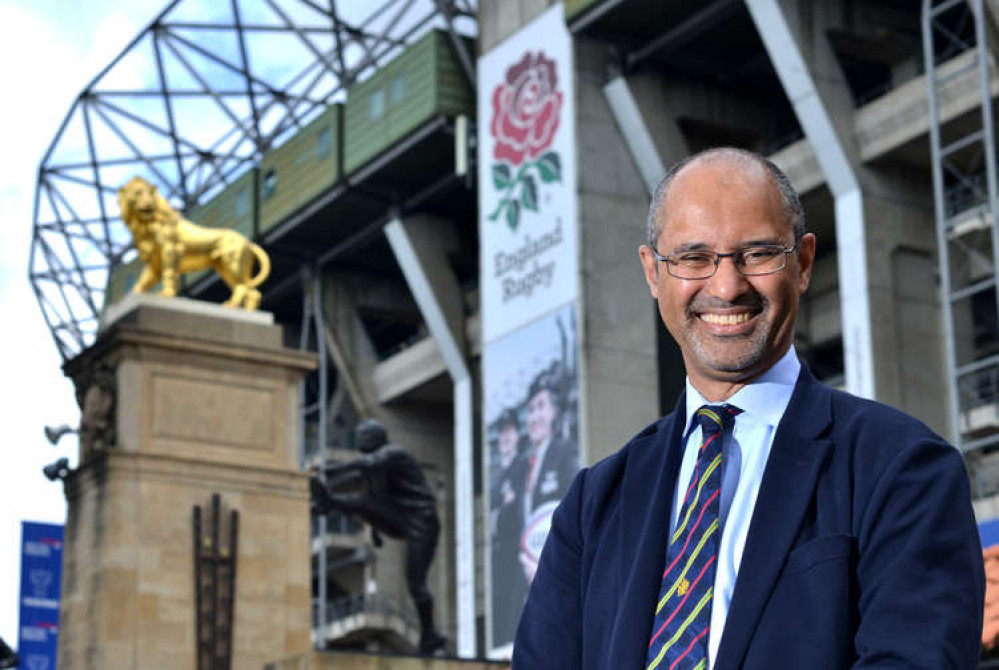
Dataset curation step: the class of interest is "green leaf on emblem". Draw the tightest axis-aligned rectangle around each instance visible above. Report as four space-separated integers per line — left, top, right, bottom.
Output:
506 199 521 231
493 164 512 190
537 152 562 183
521 175 539 212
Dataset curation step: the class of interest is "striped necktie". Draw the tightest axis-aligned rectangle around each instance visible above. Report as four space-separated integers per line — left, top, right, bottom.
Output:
646 404 741 670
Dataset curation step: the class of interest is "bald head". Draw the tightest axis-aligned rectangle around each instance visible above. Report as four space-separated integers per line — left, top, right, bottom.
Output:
647 148 804 248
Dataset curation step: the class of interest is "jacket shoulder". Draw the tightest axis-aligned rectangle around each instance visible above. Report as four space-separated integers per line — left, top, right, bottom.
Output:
571 414 675 526
825 387 946 448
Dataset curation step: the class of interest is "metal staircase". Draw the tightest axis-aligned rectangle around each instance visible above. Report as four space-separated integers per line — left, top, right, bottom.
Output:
924 0 999 494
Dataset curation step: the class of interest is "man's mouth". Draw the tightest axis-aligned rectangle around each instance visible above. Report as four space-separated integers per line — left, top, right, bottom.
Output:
699 312 753 326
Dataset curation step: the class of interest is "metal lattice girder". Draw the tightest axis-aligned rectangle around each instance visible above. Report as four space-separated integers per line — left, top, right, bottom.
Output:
923 0 999 467
29 0 477 360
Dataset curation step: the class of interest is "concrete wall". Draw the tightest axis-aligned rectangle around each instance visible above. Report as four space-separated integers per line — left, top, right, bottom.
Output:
574 37 664 464
478 0 556 53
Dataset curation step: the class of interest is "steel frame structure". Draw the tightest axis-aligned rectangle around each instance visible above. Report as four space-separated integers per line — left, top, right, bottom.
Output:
29 0 476 360
923 0 999 490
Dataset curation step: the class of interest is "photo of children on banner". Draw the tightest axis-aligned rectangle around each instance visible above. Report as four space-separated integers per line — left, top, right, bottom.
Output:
484 304 580 652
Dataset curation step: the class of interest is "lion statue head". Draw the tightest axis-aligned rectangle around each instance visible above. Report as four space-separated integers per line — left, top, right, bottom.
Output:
117 176 178 233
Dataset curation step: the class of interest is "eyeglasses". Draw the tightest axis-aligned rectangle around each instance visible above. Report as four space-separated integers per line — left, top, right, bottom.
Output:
647 243 799 280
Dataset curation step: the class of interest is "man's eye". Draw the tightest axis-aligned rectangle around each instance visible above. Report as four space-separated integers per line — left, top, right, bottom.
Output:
743 248 780 262
676 253 715 265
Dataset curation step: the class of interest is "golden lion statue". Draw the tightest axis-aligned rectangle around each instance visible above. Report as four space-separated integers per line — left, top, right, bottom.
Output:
117 176 270 310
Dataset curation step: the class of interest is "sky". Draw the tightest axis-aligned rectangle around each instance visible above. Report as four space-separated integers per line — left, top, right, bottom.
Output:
0 0 466 650
0 0 166 646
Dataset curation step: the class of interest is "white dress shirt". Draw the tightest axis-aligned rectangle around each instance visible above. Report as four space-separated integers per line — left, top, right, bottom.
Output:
671 345 800 668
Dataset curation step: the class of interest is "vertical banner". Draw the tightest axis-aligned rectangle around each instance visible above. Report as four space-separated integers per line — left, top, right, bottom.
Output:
17 522 64 670
478 3 578 343
478 4 578 657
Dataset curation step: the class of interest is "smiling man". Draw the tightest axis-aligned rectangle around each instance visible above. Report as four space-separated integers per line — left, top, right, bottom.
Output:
513 148 984 669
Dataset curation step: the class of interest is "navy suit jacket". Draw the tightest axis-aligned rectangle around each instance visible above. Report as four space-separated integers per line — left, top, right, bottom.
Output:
513 367 984 669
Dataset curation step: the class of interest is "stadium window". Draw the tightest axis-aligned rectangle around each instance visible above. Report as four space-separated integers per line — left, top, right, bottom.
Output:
390 73 406 104
261 170 277 200
368 88 386 120
235 188 248 217
316 126 332 159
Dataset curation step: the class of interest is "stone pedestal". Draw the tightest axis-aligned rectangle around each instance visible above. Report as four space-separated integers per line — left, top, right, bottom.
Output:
58 295 316 669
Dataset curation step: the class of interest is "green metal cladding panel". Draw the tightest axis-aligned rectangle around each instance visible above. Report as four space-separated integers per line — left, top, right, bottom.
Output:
259 104 342 234
186 168 257 239
344 29 474 174
564 0 604 21
184 168 257 286
103 257 148 311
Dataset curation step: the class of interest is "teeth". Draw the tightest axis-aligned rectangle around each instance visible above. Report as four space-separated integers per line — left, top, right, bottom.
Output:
700 312 752 325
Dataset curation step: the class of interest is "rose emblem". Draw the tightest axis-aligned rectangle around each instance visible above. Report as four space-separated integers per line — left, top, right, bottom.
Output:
488 51 564 231
491 52 562 165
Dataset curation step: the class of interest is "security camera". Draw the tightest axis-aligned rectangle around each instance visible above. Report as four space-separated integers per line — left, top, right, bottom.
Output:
42 457 71 482
44 424 76 445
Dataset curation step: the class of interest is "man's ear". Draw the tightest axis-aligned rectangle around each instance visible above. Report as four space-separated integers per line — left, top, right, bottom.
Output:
638 245 661 299
796 232 816 294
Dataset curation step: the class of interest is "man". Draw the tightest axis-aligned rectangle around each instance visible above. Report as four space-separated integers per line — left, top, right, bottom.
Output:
513 148 984 668
490 408 530 647
310 419 447 655
518 365 579 584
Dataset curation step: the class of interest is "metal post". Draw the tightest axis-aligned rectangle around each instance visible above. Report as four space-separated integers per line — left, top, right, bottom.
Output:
601 76 666 195
922 0 964 446
312 270 329 649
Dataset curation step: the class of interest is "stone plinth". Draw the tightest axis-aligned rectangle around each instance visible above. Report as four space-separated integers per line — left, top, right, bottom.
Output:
265 651 510 670
59 295 316 669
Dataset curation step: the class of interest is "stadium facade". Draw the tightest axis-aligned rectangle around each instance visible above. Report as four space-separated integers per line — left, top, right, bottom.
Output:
29 0 999 660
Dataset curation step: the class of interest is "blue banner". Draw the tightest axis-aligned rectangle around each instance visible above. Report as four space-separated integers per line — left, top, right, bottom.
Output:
982 517 999 549
17 522 64 670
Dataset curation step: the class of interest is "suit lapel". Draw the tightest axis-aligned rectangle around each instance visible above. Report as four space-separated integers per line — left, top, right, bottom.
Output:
608 396 687 669
713 367 833 669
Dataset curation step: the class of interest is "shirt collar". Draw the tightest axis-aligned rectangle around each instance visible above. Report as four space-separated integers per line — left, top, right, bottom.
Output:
684 345 801 433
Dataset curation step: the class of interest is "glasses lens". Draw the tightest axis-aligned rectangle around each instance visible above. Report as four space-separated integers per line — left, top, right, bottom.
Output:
669 251 717 279
739 246 786 276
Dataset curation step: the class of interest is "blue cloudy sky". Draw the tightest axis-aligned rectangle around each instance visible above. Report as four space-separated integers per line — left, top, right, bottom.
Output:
0 0 166 645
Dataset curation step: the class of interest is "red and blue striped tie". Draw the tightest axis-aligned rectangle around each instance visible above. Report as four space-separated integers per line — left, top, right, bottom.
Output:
646 404 741 670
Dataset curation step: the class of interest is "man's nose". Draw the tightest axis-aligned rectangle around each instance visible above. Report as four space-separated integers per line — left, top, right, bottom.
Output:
706 255 749 300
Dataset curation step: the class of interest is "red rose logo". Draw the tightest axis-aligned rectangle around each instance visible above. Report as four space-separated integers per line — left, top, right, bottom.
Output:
491 52 563 166
488 51 565 231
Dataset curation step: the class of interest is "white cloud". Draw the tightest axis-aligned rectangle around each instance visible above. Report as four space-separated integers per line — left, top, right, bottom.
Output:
0 0 164 647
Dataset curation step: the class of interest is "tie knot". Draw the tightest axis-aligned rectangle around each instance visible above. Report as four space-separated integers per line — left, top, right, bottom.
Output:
695 404 742 436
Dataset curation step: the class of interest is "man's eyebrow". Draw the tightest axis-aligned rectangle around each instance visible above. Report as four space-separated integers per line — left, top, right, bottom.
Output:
671 242 711 253
669 238 784 253
742 237 785 247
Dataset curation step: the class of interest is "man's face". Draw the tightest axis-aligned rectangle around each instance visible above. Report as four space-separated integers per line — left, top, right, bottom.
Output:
526 389 556 447
639 159 815 395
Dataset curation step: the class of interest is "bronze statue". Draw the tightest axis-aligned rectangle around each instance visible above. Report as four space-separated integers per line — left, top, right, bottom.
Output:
117 176 270 309
310 419 447 655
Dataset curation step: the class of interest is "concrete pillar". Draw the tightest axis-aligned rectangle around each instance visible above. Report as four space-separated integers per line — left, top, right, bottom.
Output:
385 214 475 657
574 38 665 464
319 268 457 648
478 0 557 53
759 0 948 433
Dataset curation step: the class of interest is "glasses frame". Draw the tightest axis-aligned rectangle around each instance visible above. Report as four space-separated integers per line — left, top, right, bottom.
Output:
647 242 799 280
